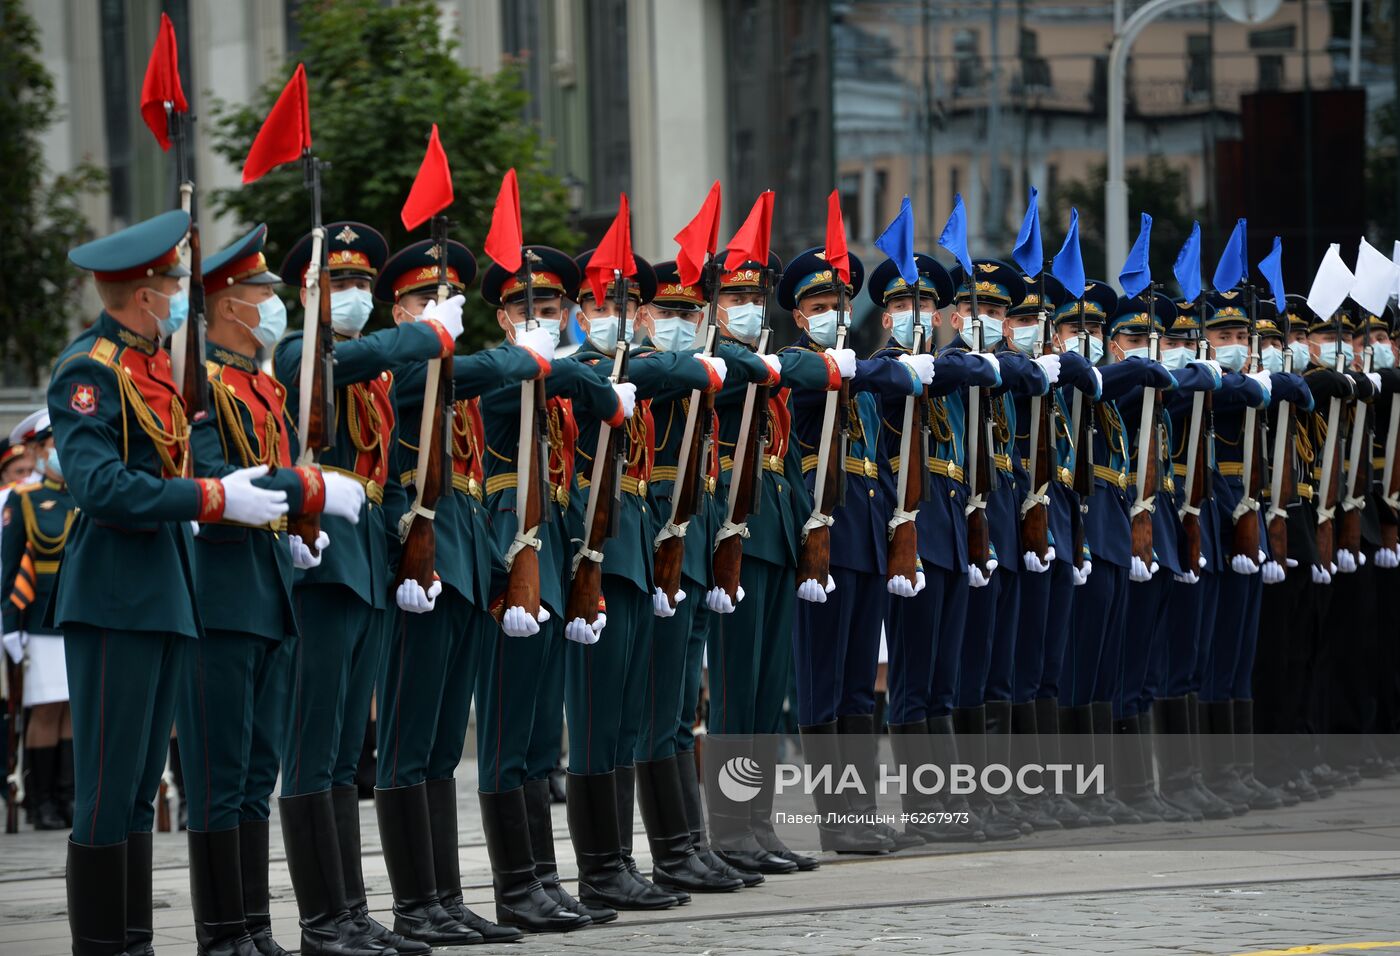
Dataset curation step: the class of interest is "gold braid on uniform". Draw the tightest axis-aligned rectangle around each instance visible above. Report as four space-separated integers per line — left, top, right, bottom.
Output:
21 493 74 559
1296 419 1316 467
345 384 383 455
1098 403 1129 461
110 362 191 476
927 397 954 444
992 396 1011 447
845 397 866 446
547 405 566 478
209 373 278 468
451 400 475 464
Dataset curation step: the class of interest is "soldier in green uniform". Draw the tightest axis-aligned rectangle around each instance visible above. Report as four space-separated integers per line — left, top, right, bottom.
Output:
49 210 292 955
272 222 466 956
181 224 366 956
371 238 551 946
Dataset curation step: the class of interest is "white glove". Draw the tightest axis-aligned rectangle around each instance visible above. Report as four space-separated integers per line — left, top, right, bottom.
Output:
1311 563 1333 584
1375 545 1400 569
516 325 557 363
652 587 685 618
321 470 366 523
613 381 638 419
1193 358 1224 380
761 354 783 379
1230 552 1260 575
827 348 857 379
1022 550 1052 574
887 568 926 597
396 576 443 614
898 353 936 385
1034 353 1062 386
1129 555 1158 582
705 585 745 614
976 352 1001 375
1260 560 1286 584
797 574 836 603
220 465 290 526
1173 569 1200 585
502 604 550 637
289 530 330 569
2 631 24 665
190 521 200 536
565 614 606 644
1336 549 1358 574
1247 370 1273 404
696 355 728 385
1072 560 1093 586
968 563 993 588
1368 371 1383 392
420 294 466 341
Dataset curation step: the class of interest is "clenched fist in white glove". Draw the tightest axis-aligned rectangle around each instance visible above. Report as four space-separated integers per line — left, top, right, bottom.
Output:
1375 545 1400 569
1023 550 1053 574
761 354 783 379
221 465 290 526
1261 559 1286 584
565 614 606 644
898 353 936 385
652 587 685 618
887 568 925 598
968 563 993 588
1174 569 1200 584
1034 353 1062 386
1072 560 1093 586
797 574 836 603
516 325 557 364
975 352 1001 376
1230 553 1260 575
502 604 550 637
695 355 727 386
705 586 745 614
290 530 330 570
1336 548 1359 573
321 470 366 523
420 294 466 341
827 348 857 379
396 576 443 614
612 381 637 419
1129 555 1158 582
1311 563 1333 585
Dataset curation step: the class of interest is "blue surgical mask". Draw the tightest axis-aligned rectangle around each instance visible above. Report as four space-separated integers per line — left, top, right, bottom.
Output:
960 315 1003 349
1064 334 1105 364
1260 345 1284 374
1288 341 1311 371
233 295 288 349
514 318 562 348
804 310 847 348
1316 342 1354 368
36 448 60 478
1010 324 1040 353
651 317 697 352
723 302 765 344
889 310 927 350
1215 343 1248 372
1372 345 1397 370
1160 346 1192 371
588 315 630 353
1118 345 1151 362
330 287 374 335
148 288 189 337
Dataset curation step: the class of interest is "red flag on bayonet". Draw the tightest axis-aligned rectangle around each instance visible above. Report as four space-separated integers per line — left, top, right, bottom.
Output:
674 180 722 287
484 169 523 273
825 189 850 285
723 191 775 272
241 64 312 184
400 124 454 230
586 194 637 306
140 13 187 151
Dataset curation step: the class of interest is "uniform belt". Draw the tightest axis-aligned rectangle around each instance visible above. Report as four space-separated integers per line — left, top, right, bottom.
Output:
33 559 60 575
719 454 785 475
1374 457 1389 470
1093 465 1128 490
1057 465 1074 486
993 452 1013 474
928 457 966 483
621 475 649 497
482 473 570 507
1218 462 1245 477
648 466 718 494
1296 482 1315 500
399 470 485 501
218 516 289 534
846 456 879 478
322 465 383 506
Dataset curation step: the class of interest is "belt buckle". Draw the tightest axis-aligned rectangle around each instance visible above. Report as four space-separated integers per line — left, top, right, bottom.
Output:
863 460 877 478
767 454 781 471
706 476 717 494
637 479 648 497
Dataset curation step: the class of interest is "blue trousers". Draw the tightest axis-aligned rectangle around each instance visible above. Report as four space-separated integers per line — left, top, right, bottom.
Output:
793 566 888 726
1202 569 1261 701
1013 565 1054 702
1159 576 1210 699
928 576 970 717
1063 561 1127 706
1116 575 1170 717
957 572 1001 708
1036 561 1076 700
886 566 959 725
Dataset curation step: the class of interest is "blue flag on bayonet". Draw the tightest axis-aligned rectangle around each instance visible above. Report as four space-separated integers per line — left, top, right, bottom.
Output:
1012 187 1042 277
1119 212 1153 299
875 195 919 285
1258 236 1286 312
1173 221 1202 303
1051 208 1085 300
1212 218 1248 292
938 194 972 275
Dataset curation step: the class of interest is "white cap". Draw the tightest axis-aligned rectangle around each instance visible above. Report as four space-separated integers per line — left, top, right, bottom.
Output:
9 408 50 446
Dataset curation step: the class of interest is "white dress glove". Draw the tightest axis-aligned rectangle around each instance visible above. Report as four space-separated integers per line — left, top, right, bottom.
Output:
1034 353 1062 386
897 353 936 385
1311 563 1333 585
2 631 24 665
696 355 728 385
705 585 745 614
1191 358 1224 385
1173 569 1200 584
502 604 551 637
516 325 557 363
1260 560 1286 584
1336 549 1359 574
887 568 926 598
1247 370 1273 404
321 470 366 523
761 354 783 378
968 563 993 588
1129 555 1159 582
1072 560 1093 586
827 348 857 379
1375 545 1400 569
221 465 290 526
975 352 1001 376
1022 550 1052 574
1230 552 1260 575
652 587 685 618
419 294 466 341
565 614 606 645
797 574 836 603
289 530 330 570
613 381 638 419
1367 371 1383 392
396 577 443 614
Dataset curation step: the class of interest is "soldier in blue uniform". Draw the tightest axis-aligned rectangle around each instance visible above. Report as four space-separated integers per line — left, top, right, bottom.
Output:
273 221 467 956
50 210 292 955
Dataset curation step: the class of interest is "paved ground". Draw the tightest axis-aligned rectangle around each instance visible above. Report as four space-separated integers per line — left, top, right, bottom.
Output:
4 767 1400 956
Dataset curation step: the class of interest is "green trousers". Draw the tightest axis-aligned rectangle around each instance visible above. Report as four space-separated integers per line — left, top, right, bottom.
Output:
707 555 795 735
564 577 650 774
641 572 714 760
64 626 184 845
523 617 565 781
175 629 290 831
475 612 552 793
282 584 385 796
427 601 492 781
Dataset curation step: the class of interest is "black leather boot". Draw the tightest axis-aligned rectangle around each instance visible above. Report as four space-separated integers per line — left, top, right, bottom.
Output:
956 705 1033 835
752 734 820 868
1132 710 1195 823
837 714 920 850
374 783 482 945
426 778 524 942
924 714 994 841
676 749 763 886
1087 702 1143 824
1199 700 1253 813
69 839 127 956
1154 697 1227 820
637 756 743 893
887 721 935 844
239 820 291 956
189 828 259 955
479 787 591 933
617 765 686 904
30 745 66 830
1057 706 1115 826
122 830 155 956
1024 699 1090 828
1231 700 1287 809
800 721 894 853
705 736 797 874
989 700 1061 831
1111 716 1166 822
331 786 429 955
568 771 677 910
522 776 615 925
279 790 391 956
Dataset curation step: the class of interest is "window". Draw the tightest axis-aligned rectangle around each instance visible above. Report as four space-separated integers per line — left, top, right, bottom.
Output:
1091 55 1108 113
954 29 981 94
1250 25 1296 49
839 173 860 242
583 0 630 214
1258 54 1284 90
950 166 961 212
100 0 132 224
1019 28 1052 92
1187 34 1213 103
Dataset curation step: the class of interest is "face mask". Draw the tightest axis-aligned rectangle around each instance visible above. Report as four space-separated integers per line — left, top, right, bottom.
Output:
960 315 1003 349
1010 325 1040 353
330 288 374 335
804 310 846 348
232 295 288 350
1371 345 1397 370
1215 343 1248 372
1260 345 1284 374
513 318 562 348
1064 334 1105 364
651 317 697 352
36 448 60 478
1289 341 1311 371
588 315 630 353
1118 345 1151 362
1160 346 1192 371
890 310 920 350
723 303 765 343
1316 342 1354 368
147 288 189 337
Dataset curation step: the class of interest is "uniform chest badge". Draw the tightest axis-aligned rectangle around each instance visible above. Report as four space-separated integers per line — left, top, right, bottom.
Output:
40 499 56 510
70 383 98 415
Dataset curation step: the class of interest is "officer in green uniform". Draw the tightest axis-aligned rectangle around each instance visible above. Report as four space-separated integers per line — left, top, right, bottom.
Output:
273 222 465 956
476 247 621 933
181 224 366 956
50 210 292 955
371 238 550 946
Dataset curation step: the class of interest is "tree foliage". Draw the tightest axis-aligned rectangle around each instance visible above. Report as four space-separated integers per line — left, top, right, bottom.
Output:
209 0 578 346
0 0 105 385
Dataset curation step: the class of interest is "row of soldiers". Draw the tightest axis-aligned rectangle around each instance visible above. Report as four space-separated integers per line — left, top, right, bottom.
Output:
12 202 1399 956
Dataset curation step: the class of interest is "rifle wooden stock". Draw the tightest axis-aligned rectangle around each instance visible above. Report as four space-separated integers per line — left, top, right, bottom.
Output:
715 380 767 599
1337 501 1361 556
1231 416 1266 561
653 391 710 605
797 380 846 586
967 507 990 572
393 355 450 592
157 779 171 833
1020 396 1053 559
503 376 546 620
1317 441 1342 570
565 424 620 625
1070 391 1094 571
966 397 995 573
179 224 208 417
886 395 926 585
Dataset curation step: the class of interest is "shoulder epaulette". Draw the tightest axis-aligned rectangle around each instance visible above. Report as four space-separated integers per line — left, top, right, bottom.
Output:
11 481 41 496
88 337 119 367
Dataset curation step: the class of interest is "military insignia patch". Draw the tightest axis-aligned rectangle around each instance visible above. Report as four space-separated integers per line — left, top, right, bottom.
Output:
335 225 360 244
70 383 98 415
40 499 56 510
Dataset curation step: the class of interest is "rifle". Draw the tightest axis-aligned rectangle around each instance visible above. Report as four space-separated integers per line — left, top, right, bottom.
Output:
394 214 455 590
1178 331 1211 574
654 261 719 606
502 254 550 619
1231 285 1266 562
566 273 632 624
1128 287 1162 569
168 105 208 417
1069 320 1096 572
1265 338 1297 563
287 152 335 556
1020 263 1054 561
714 266 777 600
1338 342 1373 558
4 654 22 835
965 280 997 576
1315 308 1348 569
1383 366 1400 550
796 280 850 588
887 287 929 586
